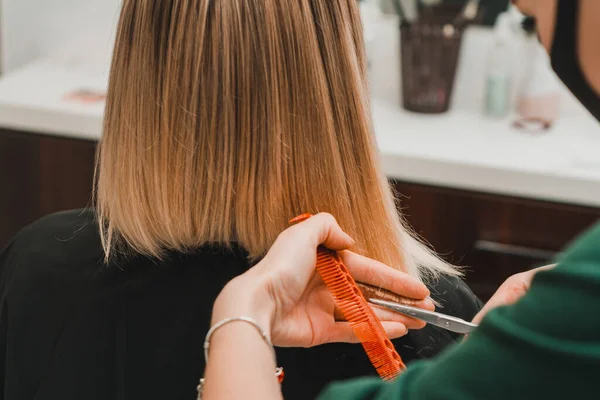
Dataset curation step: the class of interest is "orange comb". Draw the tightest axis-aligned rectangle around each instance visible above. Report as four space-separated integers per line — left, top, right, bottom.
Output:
290 214 406 380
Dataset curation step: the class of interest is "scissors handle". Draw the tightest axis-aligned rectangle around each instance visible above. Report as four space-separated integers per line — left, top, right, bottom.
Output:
369 298 478 334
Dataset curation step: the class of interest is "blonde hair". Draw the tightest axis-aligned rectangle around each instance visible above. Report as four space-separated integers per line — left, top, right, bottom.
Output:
95 0 458 280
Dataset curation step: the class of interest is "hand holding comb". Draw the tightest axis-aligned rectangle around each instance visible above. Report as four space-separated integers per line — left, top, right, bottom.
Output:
290 214 406 380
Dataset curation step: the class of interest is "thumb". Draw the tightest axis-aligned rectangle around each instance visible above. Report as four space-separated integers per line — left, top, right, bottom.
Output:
472 264 556 325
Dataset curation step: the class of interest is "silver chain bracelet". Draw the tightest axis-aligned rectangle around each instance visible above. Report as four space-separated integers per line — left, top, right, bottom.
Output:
197 316 284 399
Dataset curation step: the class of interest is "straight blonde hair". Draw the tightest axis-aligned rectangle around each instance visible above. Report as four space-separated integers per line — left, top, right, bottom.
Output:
95 0 458 280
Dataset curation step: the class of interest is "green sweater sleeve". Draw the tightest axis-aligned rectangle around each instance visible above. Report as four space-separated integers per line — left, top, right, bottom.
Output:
319 223 600 400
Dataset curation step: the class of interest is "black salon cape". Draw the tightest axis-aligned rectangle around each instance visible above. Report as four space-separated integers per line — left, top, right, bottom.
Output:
0 209 481 400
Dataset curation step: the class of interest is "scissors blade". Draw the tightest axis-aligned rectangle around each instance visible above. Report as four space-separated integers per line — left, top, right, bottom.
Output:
369 298 478 334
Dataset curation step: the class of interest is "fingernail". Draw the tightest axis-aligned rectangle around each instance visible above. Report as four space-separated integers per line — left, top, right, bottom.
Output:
423 297 435 310
346 235 356 246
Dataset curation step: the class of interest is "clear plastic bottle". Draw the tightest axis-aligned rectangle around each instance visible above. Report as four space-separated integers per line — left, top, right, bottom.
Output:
485 12 514 118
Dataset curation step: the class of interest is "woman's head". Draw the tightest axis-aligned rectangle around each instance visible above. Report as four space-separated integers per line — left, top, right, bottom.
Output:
96 0 457 279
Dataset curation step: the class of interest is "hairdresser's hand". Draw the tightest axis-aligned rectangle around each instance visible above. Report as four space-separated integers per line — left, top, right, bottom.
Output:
472 264 556 325
212 213 434 348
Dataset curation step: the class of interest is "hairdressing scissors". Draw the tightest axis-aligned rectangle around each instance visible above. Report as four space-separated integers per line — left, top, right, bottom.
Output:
369 298 478 334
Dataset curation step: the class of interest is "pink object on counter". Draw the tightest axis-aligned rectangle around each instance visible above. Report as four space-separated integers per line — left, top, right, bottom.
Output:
517 93 561 122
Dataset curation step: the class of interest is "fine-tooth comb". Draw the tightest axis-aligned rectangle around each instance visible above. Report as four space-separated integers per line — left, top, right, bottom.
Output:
290 214 405 381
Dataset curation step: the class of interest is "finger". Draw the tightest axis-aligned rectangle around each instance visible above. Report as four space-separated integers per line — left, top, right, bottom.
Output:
358 283 436 311
334 302 430 328
340 251 430 300
328 322 360 343
326 322 408 344
472 283 519 325
372 306 426 330
293 213 355 251
334 297 434 320
422 297 436 311
381 322 409 339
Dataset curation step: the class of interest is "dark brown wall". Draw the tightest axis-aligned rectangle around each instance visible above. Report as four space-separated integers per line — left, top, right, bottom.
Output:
0 129 96 247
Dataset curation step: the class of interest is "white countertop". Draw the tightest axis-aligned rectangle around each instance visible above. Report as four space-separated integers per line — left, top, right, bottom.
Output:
0 61 106 140
1 19 600 207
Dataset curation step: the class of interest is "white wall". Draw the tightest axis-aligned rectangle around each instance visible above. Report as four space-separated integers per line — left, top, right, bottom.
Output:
1 0 121 73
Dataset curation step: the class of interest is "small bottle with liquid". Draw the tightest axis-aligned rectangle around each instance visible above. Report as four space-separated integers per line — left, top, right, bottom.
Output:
485 12 514 118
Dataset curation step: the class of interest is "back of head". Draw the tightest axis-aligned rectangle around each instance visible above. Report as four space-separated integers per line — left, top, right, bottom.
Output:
96 0 457 280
